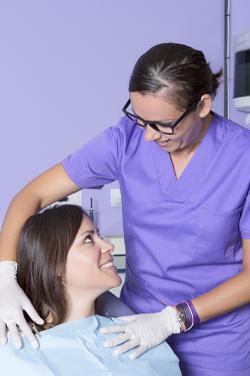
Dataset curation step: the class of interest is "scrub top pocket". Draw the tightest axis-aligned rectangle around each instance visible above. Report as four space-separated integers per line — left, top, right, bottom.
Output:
126 261 149 296
122 260 156 313
125 261 153 300
194 206 243 262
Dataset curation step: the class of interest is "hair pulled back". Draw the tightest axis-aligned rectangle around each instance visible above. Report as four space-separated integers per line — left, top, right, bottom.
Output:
129 43 222 109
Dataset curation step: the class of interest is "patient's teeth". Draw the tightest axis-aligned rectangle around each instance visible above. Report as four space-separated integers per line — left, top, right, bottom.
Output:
100 262 114 269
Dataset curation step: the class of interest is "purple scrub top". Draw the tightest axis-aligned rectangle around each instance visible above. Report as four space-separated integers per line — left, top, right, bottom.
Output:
62 113 250 375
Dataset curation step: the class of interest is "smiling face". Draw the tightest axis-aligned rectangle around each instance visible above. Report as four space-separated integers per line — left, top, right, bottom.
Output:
130 92 212 154
65 215 121 297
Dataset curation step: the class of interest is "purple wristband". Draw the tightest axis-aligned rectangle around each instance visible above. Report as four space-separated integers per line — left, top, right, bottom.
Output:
182 302 193 329
185 300 200 326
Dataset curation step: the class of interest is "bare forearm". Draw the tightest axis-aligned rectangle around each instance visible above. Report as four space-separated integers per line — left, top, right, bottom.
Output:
0 190 42 261
192 271 250 322
0 163 80 261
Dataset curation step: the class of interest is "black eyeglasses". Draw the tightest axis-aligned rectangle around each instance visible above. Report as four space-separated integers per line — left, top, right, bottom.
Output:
122 98 200 135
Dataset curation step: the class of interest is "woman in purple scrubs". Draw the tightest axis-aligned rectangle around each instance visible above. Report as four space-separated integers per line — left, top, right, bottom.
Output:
0 43 250 375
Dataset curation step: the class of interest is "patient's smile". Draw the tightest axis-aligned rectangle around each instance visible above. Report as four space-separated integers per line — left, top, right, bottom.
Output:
100 261 116 270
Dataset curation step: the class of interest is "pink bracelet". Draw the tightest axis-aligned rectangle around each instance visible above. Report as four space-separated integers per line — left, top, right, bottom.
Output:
184 300 200 326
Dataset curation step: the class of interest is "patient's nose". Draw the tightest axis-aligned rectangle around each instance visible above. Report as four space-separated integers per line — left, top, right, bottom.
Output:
100 238 114 254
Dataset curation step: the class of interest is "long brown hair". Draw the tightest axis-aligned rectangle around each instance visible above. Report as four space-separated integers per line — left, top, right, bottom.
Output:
17 204 86 330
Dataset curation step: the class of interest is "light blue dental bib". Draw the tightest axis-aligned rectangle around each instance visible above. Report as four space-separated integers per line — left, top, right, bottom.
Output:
0 315 181 375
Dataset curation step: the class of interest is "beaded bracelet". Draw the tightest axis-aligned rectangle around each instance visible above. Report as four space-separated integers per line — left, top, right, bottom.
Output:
173 300 200 332
172 304 187 332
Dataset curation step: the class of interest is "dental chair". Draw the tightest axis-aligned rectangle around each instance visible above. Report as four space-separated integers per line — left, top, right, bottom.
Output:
95 291 135 317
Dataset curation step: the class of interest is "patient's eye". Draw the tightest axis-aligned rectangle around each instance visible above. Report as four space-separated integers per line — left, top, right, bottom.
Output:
84 235 94 244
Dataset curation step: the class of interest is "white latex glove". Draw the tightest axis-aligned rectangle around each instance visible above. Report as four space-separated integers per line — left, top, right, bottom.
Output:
0 261 44 349
100 306 181 359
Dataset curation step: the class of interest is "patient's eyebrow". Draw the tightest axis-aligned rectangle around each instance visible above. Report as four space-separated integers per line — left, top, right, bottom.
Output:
79 230 95 237
79 228 100 237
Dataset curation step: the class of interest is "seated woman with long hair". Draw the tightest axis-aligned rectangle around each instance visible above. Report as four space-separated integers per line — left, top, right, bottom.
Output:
0 204 181 375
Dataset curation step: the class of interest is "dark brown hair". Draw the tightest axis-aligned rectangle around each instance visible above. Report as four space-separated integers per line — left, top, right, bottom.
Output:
17 204 86 330
129 42 223 110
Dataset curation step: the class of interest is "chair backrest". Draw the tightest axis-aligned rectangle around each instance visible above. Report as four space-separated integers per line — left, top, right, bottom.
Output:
95 291 135 317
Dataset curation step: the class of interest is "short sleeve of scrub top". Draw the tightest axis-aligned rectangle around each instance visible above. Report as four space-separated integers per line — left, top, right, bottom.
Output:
0 315 181 376
62 123 124 189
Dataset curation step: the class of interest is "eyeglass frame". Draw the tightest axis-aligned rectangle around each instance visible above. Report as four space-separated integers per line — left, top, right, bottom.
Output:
122 97 201 135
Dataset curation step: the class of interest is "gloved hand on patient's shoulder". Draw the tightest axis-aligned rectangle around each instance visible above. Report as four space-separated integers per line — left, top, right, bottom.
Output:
0 261 44 349
100 306 182 359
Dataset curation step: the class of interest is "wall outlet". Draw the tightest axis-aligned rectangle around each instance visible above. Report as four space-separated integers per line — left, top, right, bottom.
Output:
110 188 122 207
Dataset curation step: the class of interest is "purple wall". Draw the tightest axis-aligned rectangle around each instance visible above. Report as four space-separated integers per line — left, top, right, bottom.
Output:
230 0 250 126
0 1 225 234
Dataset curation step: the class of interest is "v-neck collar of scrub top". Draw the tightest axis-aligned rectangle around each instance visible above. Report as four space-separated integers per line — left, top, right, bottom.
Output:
149 112 222 203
